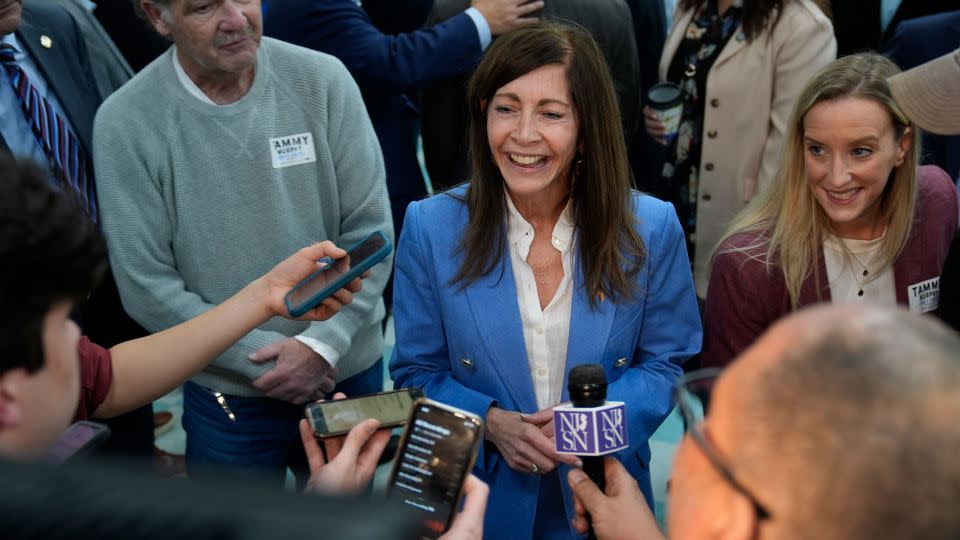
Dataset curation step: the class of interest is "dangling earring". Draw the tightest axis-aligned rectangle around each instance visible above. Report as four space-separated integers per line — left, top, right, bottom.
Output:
571 156 584 193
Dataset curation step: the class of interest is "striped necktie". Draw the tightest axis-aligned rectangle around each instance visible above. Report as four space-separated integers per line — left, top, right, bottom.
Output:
0 43 97 222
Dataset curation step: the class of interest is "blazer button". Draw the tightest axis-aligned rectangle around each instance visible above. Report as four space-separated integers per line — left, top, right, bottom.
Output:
710 98 719 108
460 357 474 368
702 193 712 201
615 357 628 368
704 163 715 172
707 130 717 139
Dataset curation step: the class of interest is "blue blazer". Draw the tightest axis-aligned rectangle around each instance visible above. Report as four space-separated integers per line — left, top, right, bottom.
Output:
263 0 483 231
885 10 960 181
390 186 703 539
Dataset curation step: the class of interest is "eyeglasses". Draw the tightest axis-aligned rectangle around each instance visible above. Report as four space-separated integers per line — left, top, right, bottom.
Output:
674 368 771 520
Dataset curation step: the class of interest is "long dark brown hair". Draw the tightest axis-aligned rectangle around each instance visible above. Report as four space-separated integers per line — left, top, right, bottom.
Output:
451 20 646 307
677 0 832 42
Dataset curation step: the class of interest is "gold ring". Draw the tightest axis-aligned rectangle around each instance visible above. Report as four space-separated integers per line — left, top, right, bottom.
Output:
530 464 541 474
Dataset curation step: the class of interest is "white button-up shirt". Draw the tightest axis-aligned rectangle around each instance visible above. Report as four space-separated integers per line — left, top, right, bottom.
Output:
506 196 576 411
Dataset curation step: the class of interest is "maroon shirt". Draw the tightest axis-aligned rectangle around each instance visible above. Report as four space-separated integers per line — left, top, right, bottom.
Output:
703 165 959 367
75 337 113 421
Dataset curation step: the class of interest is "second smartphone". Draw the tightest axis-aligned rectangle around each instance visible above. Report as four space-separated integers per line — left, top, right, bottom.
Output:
305 387 424 438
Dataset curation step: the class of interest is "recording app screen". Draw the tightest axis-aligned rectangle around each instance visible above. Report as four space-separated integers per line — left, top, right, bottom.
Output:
390 405 480 539
287 234 385 306
318 390 416 433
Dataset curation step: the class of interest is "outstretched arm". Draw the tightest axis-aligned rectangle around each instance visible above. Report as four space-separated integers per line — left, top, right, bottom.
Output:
94 242 361 418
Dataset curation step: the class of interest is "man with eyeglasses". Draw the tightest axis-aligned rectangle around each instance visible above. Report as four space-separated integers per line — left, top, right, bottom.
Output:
567 304 960 540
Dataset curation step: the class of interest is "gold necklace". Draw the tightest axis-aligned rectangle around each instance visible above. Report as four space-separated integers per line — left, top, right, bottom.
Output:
848 250 874 297
531 265 551 285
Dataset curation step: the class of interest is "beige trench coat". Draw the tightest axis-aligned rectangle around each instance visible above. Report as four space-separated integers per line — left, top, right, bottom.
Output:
659 0 836 297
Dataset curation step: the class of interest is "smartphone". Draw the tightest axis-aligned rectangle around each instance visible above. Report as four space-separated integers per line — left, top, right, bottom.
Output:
284 230 392 318
43 421 111 464
386 399 484 539
305 387 424 438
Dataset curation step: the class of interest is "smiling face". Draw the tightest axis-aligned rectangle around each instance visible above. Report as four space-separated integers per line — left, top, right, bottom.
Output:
486 64 580 204
803 96 911 240
145 0 261 81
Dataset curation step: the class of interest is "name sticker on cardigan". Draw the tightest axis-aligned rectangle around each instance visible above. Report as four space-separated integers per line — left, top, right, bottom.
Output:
907 277 940 313
269 133 316 168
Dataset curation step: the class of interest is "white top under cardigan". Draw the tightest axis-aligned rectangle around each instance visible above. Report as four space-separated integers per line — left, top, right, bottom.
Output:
824 234 896 306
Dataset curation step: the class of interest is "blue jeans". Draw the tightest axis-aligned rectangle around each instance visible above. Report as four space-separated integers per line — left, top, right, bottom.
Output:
182 358 384 485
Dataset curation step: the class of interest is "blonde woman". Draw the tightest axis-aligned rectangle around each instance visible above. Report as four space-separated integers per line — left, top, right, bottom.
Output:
645 0 836 297
703 53 959 367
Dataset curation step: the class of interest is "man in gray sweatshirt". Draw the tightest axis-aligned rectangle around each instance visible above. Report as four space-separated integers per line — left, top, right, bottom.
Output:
93 0 392 482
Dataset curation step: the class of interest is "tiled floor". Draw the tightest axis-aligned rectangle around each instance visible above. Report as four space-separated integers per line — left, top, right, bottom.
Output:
153 316 682 524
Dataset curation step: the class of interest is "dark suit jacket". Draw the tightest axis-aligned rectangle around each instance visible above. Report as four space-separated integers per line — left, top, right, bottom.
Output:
263 0 482 235
14 3 101 164
16 4 144 348
421 0 641 190
91 1 169 72
885 10 960 180
51 0 133 99
832 0 960 55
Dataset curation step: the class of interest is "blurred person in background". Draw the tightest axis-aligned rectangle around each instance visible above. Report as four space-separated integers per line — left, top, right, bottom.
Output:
645 0 835 298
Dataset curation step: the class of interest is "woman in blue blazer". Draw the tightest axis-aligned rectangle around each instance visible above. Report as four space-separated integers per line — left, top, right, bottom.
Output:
390 22 702 539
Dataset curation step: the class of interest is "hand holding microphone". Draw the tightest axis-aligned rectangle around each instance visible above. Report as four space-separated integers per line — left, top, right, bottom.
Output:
567 458 664 540
553 364 630 540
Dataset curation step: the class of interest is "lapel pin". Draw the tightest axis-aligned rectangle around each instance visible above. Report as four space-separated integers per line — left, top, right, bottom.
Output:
40 35 53 49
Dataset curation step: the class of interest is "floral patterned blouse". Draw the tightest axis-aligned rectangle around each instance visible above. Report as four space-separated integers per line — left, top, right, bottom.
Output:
660 0 744 262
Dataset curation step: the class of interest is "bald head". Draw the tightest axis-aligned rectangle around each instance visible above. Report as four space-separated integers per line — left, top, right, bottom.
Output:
725 305 960 540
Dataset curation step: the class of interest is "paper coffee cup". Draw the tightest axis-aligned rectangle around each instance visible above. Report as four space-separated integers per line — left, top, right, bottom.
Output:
647 82 683 143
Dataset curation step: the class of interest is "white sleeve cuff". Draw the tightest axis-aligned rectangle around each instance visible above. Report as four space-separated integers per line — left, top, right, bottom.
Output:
465 7 493 51
295 335 342 368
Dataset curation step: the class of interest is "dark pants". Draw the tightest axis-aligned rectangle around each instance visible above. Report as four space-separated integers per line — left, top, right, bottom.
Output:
182 358 384 485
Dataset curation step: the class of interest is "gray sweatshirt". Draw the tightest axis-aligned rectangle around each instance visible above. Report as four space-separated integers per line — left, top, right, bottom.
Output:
93 37 392 396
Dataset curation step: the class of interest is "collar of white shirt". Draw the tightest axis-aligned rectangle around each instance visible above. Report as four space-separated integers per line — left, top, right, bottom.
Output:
505 193 576 258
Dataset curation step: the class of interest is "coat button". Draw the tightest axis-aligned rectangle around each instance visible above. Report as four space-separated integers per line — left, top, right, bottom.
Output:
702 193 712 201
704 163 715 172
615 357 627 368
707 130 717 139
460 358 474 368
710 98 719 108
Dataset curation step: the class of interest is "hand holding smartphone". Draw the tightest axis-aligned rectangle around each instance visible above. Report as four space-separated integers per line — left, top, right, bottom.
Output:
305 387 424 438
284 230 391 318
386 399 484 540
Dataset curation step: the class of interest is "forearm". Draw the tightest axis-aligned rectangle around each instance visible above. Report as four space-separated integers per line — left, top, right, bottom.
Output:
94 278 273 418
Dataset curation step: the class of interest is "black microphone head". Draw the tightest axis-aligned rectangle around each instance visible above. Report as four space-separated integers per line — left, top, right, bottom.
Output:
568 364 607 407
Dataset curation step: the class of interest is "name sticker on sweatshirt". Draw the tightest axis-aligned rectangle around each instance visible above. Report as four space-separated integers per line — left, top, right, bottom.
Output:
270 133 316 168
907 276 940 313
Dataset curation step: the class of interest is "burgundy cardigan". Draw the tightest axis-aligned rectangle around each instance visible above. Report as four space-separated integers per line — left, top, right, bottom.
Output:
703 165 959 368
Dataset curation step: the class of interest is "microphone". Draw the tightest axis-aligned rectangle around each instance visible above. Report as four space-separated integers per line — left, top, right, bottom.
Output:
554 364 628 540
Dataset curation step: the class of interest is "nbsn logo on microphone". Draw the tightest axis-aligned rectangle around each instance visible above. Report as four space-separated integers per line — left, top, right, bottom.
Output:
553 402 628 456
